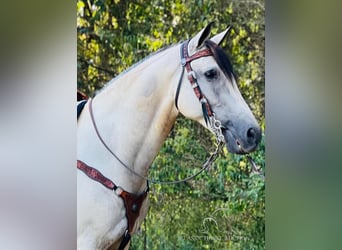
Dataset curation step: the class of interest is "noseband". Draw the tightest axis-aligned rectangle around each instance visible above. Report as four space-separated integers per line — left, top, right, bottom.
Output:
175 40 224 143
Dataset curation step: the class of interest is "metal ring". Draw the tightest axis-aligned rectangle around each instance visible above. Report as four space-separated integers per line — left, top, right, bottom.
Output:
218 135 225 142
214 120 221 129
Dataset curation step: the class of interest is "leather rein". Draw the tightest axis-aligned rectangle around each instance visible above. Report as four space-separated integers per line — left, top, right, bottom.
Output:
77 41 224 250
77 40 226 249
87 40 225 185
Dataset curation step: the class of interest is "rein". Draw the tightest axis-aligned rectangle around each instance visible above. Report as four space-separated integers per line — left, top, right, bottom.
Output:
89 97 224 185
87 40 227 185
84 41 263 184
78 39 263 250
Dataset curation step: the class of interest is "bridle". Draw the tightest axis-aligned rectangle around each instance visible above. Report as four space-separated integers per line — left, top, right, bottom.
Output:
175 40 225 143
175 40 214 121
88 40 226 185
78 40 262 250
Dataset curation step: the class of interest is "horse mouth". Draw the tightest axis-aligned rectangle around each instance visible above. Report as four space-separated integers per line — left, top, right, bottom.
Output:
236 139 243 151
221 127 249 154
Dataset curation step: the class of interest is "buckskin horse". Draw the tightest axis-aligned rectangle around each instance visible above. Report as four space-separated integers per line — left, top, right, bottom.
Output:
77 23 261 249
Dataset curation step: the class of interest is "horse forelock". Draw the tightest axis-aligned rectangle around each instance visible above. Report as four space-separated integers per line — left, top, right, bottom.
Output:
205 40 235 82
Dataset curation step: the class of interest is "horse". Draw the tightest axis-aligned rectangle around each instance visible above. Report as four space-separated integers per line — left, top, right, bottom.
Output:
77 23 261 250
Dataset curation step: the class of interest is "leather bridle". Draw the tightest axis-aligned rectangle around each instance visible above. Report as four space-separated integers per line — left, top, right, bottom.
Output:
84 40 225 186
77 40 261 250
175 40 214 125
175 40 225 143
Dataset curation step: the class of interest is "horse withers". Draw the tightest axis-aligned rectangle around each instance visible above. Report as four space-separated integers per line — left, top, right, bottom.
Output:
77 23 261 249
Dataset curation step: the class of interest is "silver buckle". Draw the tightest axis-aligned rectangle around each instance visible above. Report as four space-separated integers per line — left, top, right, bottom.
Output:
188 71 196 79
192 82 198 88
114 186 123 196
181 58 186 67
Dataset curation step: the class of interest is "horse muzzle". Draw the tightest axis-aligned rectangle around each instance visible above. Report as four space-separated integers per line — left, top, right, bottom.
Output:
221 124 261 154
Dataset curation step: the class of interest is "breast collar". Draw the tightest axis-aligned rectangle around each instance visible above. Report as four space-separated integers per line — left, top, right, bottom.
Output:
77 160 149 250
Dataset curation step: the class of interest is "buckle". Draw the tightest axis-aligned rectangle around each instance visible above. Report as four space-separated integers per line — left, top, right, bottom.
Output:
181 58 186 67
191 82 198 88
188 71 196 79
114 186 123 196
200 97 207 104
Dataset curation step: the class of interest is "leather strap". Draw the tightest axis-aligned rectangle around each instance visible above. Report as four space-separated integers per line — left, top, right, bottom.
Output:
174 65 184 110
77 100 87 120
77 160 149 247
77 90 88 101
118 230 131 250
175 40 214 122
77 160 117 190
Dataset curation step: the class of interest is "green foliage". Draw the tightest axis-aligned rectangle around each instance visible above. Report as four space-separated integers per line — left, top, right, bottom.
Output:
131 120 265 249
77 0 265 249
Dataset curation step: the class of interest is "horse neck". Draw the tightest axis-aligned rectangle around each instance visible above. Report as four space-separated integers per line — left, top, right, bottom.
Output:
86 45 181 193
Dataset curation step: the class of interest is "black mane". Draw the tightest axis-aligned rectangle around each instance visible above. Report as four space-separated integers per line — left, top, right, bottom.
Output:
205 40 235 82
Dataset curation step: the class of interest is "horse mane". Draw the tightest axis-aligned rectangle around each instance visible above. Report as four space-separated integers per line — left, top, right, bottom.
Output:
99 43 180 93
205 40 235 82
120 43 179 75
99 40 235 95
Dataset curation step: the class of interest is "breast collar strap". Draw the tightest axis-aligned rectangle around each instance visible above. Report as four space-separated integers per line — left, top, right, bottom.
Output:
77 160 149 249
175 40 214 125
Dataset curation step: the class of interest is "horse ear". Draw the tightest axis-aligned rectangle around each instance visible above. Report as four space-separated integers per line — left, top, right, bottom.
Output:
210 26 231 46
188 22 214 55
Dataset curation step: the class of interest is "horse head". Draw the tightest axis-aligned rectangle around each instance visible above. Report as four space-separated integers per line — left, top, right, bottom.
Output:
176 23 261 154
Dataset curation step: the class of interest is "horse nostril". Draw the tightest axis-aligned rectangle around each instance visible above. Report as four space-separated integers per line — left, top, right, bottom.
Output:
247 126 262 145
247 128 261 143
247 128 256 138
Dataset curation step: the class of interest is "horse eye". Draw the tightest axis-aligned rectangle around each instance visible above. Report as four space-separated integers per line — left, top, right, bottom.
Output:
204 69 218 80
